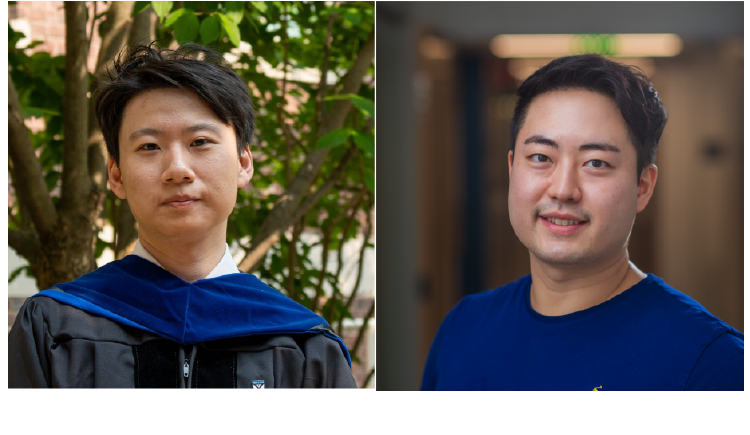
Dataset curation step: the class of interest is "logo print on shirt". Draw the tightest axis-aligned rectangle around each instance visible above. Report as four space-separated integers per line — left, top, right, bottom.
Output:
252 380 265 389
592 385 602 391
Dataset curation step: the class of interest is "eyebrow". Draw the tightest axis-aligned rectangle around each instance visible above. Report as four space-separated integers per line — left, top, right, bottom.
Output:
523 135 621 153
128 123 224 142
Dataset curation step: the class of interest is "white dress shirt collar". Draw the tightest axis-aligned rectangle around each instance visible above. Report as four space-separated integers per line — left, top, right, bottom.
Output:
129 239 240 279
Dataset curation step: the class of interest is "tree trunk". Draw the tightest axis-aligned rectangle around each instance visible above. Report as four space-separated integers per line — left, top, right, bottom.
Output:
60 1 91 216
8 2 134 291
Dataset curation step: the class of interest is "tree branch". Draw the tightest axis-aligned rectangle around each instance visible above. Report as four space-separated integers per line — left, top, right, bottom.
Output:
349 299 374 366
286 213 305 300
279 1 291 186
344 196 373 312
311 188 363 311
8 229 42 262
327 191 363 322
8 75 58 237
311 225 332 312
239 144 359 272
237 29 375 272
60 2 91 215
128 4 157 47
336 200 372 334
316 8 337 127
362 367 375 389
282 123 306 154
87 1 97 54
115 197 139 259
88 1 134 192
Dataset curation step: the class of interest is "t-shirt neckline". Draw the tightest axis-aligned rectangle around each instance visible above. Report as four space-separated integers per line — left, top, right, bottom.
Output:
524 273 657 323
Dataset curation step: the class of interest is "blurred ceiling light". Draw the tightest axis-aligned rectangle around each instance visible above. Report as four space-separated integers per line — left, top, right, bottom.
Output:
490 34 682 58
507 57 656 81
420 35 455 60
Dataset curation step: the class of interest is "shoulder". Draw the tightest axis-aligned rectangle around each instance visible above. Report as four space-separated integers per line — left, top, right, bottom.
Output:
18 294 79 325
638 275 742 339
19 293 155 344
430 274 530 349
444 274 531 326
637 275 743 388
684 330 744 390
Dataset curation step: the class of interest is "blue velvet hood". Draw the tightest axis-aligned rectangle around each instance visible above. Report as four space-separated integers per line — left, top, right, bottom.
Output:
33 255 351 366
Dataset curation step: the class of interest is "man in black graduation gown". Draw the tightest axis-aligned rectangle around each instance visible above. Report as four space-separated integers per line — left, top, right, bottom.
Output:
8 43 356 388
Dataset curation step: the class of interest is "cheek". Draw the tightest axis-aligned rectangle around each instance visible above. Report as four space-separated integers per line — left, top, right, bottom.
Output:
590 183 636 227
508 172 541 232
510 171 544 206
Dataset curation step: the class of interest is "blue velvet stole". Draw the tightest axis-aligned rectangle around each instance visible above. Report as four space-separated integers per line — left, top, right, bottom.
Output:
33 255 351 366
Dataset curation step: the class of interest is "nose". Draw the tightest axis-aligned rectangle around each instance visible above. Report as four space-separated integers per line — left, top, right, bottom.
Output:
546 162 582 203
161 148 195 184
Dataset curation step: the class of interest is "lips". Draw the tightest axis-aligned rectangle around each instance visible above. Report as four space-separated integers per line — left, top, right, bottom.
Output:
163 194 199 206
539 212 586 222
539 214 587 235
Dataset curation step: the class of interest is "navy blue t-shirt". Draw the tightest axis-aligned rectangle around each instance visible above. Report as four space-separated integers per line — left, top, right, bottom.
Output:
421 274 744 390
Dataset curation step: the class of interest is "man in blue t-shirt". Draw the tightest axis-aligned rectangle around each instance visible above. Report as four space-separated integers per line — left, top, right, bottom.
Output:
421 54 743 391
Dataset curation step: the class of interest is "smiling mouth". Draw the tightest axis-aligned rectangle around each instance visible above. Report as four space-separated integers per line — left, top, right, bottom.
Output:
542 216 584 226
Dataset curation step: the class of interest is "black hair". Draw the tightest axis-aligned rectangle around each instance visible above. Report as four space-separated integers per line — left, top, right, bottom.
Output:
509 54 667 178
94 42 255 165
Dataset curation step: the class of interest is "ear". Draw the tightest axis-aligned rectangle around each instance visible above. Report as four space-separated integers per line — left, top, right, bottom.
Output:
636 164 658 213
508 150 514 178
237 145 253 188
108 157 127 199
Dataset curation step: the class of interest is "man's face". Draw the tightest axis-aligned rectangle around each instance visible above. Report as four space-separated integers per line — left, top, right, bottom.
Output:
108 88 253 242
508 89 655 268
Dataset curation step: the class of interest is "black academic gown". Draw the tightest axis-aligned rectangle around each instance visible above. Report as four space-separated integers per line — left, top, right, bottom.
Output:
8 256 356 388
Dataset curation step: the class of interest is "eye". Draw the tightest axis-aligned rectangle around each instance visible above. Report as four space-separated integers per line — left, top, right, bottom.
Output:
529 154 551 163
139 143 159 151
584 159 610 168
191 138 212 147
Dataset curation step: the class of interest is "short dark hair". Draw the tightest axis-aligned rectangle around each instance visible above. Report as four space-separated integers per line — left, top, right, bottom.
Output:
509 54 667 178
94 42 255 165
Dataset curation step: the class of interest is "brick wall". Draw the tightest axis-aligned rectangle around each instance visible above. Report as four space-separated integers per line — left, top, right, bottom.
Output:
9 1 103 71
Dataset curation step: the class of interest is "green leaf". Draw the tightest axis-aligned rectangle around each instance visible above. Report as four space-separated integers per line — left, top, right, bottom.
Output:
163 7 187 29
132 1 151 17
218 13 241 47
40 72 65 96
25 40 43 50
352 131 374 156
21 106 60 118
316 128 350 149
250 1 267 13
224 1 244 24
8 265 29 284
323 93 374 118
342 8 361 26
364 168 374 193
172 9 199 43
352 98 374 119
151 1 173 20
44 170 61 192
199 14 221 44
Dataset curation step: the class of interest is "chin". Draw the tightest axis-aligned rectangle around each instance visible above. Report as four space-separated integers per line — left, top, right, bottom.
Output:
528 243 599 267
155 221 216 239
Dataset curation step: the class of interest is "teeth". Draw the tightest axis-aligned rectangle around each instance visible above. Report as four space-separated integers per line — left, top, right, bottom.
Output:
545 217 580 226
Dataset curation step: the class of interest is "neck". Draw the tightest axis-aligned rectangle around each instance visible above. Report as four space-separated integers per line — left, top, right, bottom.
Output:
528 250 646 316
137 225 227 283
